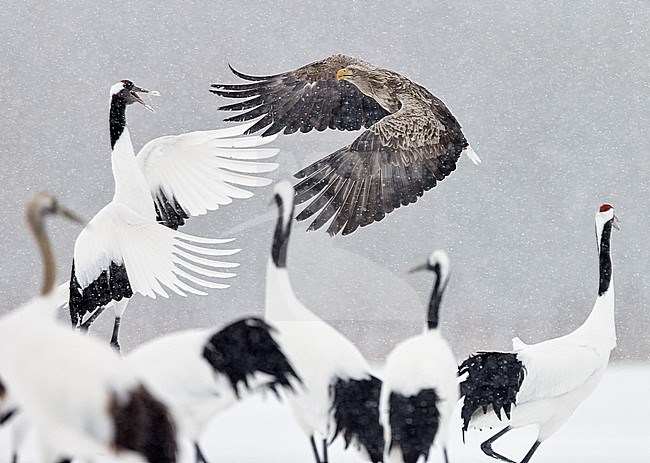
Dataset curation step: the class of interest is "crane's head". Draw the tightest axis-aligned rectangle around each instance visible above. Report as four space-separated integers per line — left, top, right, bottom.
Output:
409 249 450 282
26 192 84 296
596 204 620 232
26 192 84 227
110 79 160 112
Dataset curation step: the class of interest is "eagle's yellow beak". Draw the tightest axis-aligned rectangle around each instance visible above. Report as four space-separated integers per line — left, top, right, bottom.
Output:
336 68 351 80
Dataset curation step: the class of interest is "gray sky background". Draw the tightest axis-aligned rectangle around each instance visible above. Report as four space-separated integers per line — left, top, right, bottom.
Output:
1 0 648 361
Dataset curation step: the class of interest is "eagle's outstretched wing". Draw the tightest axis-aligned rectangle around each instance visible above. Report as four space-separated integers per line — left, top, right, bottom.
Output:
293 105 466 236
210 54 390 136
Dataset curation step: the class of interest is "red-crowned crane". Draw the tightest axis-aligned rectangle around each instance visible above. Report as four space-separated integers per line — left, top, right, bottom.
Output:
69 80 279 351
0 192 178 462
264 181 384 463
459 204 620 463
380 250 459 463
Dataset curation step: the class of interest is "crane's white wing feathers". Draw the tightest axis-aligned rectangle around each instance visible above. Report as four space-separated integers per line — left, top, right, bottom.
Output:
137 125 279 217
73 203 239 299
515 343 603 405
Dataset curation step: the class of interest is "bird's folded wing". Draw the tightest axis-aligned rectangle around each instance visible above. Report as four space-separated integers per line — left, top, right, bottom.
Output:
72 203 240 302
515 344 603 404
137 125 280 229
210 54 390 136
292 113 463 236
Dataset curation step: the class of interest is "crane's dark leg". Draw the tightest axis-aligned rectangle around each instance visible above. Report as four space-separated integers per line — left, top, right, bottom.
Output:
322 438 329 463
480 426 516 463
110 316 121 353
520 440 541 463
443 447 450 463
78 305 107 331
0 408 16 424
195 442 210 463
310 435 323 463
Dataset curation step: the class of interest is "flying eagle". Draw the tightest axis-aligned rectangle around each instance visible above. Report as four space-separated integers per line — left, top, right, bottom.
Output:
211 54 479 236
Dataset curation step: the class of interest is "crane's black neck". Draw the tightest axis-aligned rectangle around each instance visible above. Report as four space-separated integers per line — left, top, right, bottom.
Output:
598 218 614 296
427 269 447 330
109 94 128 150
272 195 293 268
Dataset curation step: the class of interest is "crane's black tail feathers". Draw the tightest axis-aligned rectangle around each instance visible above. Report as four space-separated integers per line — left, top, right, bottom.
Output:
202 317 300 398
111 385 177 463
330 375 385 462
388 389 441 463
458 352 525 438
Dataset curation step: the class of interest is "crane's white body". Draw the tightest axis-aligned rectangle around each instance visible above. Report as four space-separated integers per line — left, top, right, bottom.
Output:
381 328 459 462
127 327 284 442
127 329 230 440
263 181 382 463
464 205 618 456
73 120 279 308
469 287 615 440
265 264 372 439
380 249 459 463
70 85 280 347
126 315 298 463
0 295 145 462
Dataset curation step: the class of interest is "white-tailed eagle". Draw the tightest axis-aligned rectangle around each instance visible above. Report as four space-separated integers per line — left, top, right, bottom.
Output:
211 54 479 236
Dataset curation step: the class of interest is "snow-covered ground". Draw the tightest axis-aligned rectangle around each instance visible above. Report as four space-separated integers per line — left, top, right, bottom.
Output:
199 362 650 462
2 362 648 462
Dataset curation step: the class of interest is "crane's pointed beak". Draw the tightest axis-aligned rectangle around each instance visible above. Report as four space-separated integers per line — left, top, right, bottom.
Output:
408 263 428 274
58 206 85 226
130 86 160 112
612 214 621 230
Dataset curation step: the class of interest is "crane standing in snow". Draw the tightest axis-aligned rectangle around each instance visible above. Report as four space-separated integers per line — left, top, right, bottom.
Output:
0 192 82 462
458 204 620 463
0 192 178 462
265 181 384 463
380 250 459 463
127 316 300 463
68 79 279 351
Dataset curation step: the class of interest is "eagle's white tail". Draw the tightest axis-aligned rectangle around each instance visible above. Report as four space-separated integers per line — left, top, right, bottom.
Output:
465 144 481 165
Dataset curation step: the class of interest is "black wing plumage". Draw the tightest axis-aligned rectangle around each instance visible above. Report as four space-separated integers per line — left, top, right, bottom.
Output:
210 54 390 137
330 375 385 463
153 188 189 230
458 352 526 436
69 261 133 329
202 317 300 398
388 389 441 463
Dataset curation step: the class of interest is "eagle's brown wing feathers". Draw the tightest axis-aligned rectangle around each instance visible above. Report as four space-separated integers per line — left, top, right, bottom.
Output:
294 109 467 236
210 54 390 136
212 55 472 236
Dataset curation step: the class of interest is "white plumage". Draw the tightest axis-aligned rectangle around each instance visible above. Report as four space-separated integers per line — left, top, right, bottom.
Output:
380 250 459 463
0 192 177 463
73 203 237 297
126 316 298 463
265 181 384 463
69 80 279 350
459 204 619 463
0 308 168 462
